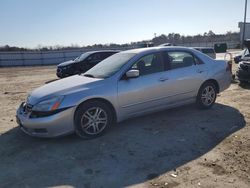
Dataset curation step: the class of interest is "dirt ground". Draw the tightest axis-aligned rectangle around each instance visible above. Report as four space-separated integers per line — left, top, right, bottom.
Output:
0 53 250 188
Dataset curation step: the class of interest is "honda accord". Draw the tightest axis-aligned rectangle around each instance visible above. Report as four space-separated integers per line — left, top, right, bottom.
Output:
16 47 232 139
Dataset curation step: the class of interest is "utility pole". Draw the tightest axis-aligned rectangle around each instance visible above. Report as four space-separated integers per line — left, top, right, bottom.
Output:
242 0 248 49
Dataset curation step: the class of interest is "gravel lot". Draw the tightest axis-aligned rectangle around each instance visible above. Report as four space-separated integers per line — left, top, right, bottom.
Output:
0 53 250 188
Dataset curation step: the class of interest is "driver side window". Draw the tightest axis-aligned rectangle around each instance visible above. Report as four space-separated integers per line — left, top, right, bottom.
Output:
87 53 102 64
131 52 164 76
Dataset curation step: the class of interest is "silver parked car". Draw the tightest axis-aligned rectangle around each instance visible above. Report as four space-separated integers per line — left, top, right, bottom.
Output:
16 47 232 139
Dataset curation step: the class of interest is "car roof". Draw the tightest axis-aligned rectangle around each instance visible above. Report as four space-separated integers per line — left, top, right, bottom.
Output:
120 46 196 54
82 50 120 55
194 47 214 50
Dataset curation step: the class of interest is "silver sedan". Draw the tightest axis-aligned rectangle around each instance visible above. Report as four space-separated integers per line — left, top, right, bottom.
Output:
16 47 232 138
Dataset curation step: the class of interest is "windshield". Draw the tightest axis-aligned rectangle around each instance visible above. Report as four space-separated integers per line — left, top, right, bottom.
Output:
241 49 250 58
74 52 91 62
84 52 136 78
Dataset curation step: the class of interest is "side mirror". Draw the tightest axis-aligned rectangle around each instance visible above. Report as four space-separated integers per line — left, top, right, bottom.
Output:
126 69 139 79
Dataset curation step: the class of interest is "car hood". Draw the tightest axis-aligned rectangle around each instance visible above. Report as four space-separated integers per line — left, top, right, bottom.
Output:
57 60 75 67
27 75 103 105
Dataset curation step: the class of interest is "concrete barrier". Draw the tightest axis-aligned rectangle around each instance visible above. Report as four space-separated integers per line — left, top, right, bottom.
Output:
0 42 240 67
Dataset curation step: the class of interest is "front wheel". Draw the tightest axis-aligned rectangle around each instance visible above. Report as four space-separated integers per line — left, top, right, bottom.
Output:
74 101 113 139
196 82 217 109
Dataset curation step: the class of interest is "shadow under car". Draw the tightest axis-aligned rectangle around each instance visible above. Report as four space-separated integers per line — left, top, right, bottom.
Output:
0 103 245 187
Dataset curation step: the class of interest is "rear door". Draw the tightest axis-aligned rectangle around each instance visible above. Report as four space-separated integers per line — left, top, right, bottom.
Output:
164 50 207 101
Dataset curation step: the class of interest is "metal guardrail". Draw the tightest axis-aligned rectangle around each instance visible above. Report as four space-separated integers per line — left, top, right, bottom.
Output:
0 47 130 67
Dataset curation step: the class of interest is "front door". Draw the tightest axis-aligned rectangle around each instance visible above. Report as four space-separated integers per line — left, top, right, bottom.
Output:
117 52 173 116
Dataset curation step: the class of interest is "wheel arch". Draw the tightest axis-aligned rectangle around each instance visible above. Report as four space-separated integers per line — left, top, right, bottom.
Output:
201 79 220 93
74 97 117 123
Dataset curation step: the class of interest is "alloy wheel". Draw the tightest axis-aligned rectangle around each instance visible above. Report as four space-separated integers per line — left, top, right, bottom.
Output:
201 86 215 106
80 107 108 135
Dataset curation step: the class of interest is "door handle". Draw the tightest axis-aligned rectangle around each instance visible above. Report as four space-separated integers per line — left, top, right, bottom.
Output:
197 70 204 74
159 77 169 82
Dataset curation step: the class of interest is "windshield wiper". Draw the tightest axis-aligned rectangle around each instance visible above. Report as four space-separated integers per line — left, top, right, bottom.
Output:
83 74 95 78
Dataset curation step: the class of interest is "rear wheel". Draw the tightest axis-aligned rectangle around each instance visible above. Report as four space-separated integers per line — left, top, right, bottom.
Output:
74 101 113 139
196 82 217 109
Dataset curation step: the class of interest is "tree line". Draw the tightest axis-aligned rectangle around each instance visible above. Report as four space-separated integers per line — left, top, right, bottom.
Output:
151 31 240 46
0 31 240 52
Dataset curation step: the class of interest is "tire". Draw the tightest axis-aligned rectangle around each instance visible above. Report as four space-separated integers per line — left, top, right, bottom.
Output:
74 101 113 139
196 82 217 109
239 80 248 84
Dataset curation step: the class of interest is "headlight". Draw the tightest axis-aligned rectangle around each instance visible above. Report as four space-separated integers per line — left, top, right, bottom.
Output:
32 96 64 112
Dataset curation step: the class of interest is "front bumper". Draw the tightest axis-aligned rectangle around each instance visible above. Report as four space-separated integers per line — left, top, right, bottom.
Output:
56 67 69 78
56 72 63 78
56 70 67 78
16 103 76 138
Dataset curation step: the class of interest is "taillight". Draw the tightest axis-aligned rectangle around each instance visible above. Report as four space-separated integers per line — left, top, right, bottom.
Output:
226 61 232 73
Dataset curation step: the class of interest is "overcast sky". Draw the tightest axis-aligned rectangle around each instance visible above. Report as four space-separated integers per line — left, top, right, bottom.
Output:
0 0 249 48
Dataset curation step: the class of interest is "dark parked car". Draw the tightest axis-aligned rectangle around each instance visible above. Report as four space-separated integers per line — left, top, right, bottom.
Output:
237 59 250 84
236 40 250 83
234 48 250 64
57 50 119 78
234 39 250 64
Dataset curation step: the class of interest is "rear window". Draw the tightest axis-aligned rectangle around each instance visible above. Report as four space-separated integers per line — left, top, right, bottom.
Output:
167 51 195 70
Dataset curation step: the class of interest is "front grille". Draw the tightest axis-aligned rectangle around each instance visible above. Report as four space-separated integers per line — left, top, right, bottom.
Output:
242 65 248 71
34 128 48 134
240 62 250 71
